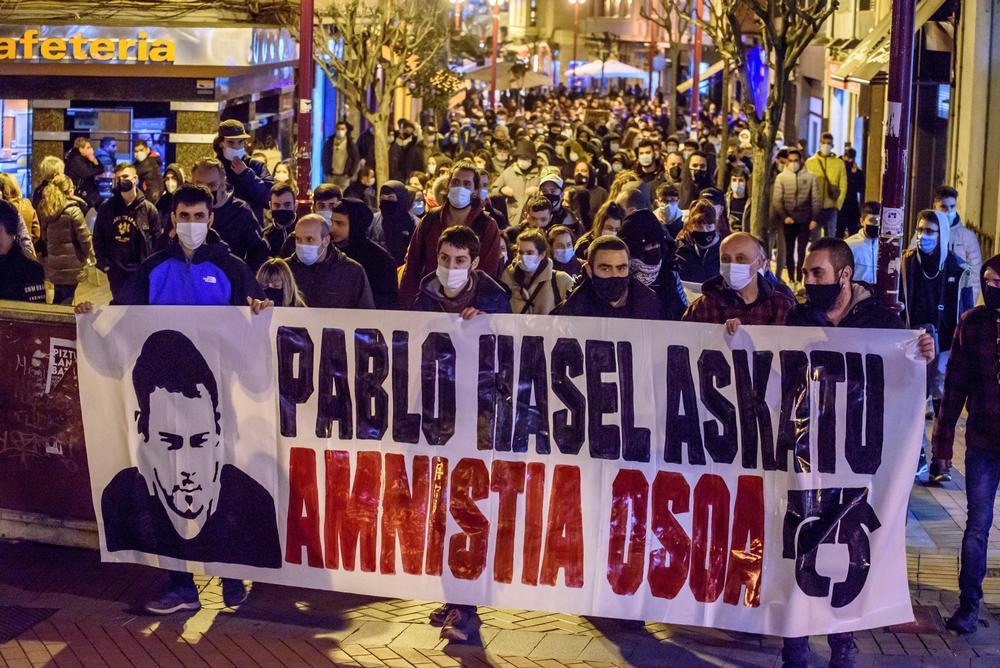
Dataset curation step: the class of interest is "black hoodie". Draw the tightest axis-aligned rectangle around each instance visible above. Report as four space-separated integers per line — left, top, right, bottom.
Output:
335 197 399 309
93 187 162 292
369 181 415 266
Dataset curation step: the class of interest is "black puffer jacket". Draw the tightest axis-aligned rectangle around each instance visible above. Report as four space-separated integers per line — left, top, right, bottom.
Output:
553 276 665 320
64 148 103 211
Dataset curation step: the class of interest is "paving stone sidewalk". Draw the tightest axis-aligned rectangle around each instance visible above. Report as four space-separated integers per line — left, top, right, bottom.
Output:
2 422 1000 667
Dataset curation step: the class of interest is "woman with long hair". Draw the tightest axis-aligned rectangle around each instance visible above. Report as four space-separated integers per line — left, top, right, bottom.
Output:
38 174 91 305
574 201 625 261
256 258 306 307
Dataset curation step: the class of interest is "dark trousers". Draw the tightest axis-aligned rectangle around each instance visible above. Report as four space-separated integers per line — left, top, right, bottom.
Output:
959 447 1000 609
782 633 854 662
815 207 838 240
168 570 241 592
52 284 77 306
783 222 810 282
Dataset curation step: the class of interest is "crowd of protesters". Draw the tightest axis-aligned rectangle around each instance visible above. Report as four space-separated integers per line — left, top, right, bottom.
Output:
0 87 997 668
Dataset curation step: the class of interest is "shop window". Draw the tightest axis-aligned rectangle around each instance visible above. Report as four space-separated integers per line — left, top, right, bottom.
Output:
0 100 31 196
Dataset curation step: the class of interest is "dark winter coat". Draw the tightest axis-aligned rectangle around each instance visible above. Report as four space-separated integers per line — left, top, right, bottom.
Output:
321 133 360 179
388 139 423 182
552 276 665 320
413 270 512 315
336 197 400 309
673 231 721 284
216 149 274 223
786 282 905 329
64 148 103 211
933 255 1000 459
135 153 164 203
367 181 416 266
211 187 269 271
0 244 45 303
899 248 975 352
287 244 374 309
41 195 92 286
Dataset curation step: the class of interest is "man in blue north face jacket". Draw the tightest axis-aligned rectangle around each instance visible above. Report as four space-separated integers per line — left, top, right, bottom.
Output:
114 184 264 306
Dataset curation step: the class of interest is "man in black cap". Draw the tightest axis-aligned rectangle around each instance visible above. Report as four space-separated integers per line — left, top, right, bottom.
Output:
212 119 274 225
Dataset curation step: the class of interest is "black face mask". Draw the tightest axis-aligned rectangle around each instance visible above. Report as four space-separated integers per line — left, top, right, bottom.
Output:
691 169 710 184
574 174 588 186
668 166 682 180
545 193 562 209
264 287 285 305
864 225 880 239
271 209 296 228
691 230 715 246
591 275 629 304
380 199 404 218
639 246 662 265
114 178 134 193
805 282 843 312
984 284 1000 311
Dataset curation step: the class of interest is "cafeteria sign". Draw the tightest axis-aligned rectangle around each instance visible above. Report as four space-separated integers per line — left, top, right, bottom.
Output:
0 29 174 63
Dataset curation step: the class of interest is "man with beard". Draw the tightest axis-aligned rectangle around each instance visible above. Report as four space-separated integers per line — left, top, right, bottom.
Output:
101 329 280 614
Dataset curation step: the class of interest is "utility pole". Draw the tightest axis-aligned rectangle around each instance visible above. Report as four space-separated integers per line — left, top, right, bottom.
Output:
296 0 314 214
876 0 916 308
690 0 703 135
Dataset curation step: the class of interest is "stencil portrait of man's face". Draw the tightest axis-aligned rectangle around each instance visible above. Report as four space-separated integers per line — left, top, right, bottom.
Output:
132 330 224 540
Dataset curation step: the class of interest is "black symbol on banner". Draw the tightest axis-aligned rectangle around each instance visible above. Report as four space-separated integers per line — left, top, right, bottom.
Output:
782 487 881 608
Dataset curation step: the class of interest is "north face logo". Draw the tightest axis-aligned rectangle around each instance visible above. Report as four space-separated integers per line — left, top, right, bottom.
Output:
202 276 217 284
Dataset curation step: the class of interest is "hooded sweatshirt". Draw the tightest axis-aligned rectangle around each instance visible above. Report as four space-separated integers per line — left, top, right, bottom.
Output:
93 188 161 289
932 254 1000 459
211 185 269 271
368 181 416 266
336 197 400 309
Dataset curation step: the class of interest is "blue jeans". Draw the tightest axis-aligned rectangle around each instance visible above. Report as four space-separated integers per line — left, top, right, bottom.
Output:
959 447 1000 609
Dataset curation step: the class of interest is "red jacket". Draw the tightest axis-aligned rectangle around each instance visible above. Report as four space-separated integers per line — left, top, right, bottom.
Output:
398 202 501 308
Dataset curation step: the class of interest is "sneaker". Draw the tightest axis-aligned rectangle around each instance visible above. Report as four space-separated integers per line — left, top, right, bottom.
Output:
929 460 952 484
440 607 480 643
428 603 452 627
946 605 979 634
828 635 858 668
144 583 201 615
222 579 249 607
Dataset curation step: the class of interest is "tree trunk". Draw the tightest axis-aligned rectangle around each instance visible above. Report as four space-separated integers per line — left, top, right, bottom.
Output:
716 63 731 190
371 113 391 189
747 146 773 239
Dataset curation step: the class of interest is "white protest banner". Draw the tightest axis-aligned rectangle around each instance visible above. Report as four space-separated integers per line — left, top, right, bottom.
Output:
77 306 924 637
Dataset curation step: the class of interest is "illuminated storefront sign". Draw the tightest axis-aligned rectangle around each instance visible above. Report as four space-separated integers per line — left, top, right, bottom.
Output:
0 29 174 62
0 25 297 67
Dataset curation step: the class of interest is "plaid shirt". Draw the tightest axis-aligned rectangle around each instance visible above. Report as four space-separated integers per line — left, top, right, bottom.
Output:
932 306 1000 460
682 274 795 326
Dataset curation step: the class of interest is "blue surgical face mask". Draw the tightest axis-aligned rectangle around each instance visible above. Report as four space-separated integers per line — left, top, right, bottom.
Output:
918 233 938 254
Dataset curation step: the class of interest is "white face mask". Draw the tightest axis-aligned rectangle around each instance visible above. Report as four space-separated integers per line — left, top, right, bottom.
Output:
134 150 149 163
638 153 654 167
436 264 469 294
274 172 289 183
519 254 541 273
296 243 322 265
553 247 575 264
517 158 533 171
448 186 472 209
610 143 620 153
819 144 833 156
731 182 746 198
720 262 755 290
427 163 437 175
164 178 178 194
411 201 425 216
569 152 579 162
222 146 245 161
480 187 489 202
316 209 333 222
336 129 347 139
175 222 208 250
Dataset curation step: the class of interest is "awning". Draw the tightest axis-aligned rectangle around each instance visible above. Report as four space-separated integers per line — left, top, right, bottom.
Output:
832 0 948 85
676 59 725 93
463 61 551 89
567 59 648 79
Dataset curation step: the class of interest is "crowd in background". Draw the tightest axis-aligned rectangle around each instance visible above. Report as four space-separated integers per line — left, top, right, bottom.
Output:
0 88 997 668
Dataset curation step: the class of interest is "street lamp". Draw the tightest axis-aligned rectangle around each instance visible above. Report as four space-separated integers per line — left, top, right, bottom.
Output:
568 0 585 87
489 0 501 108
450 0 462 31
